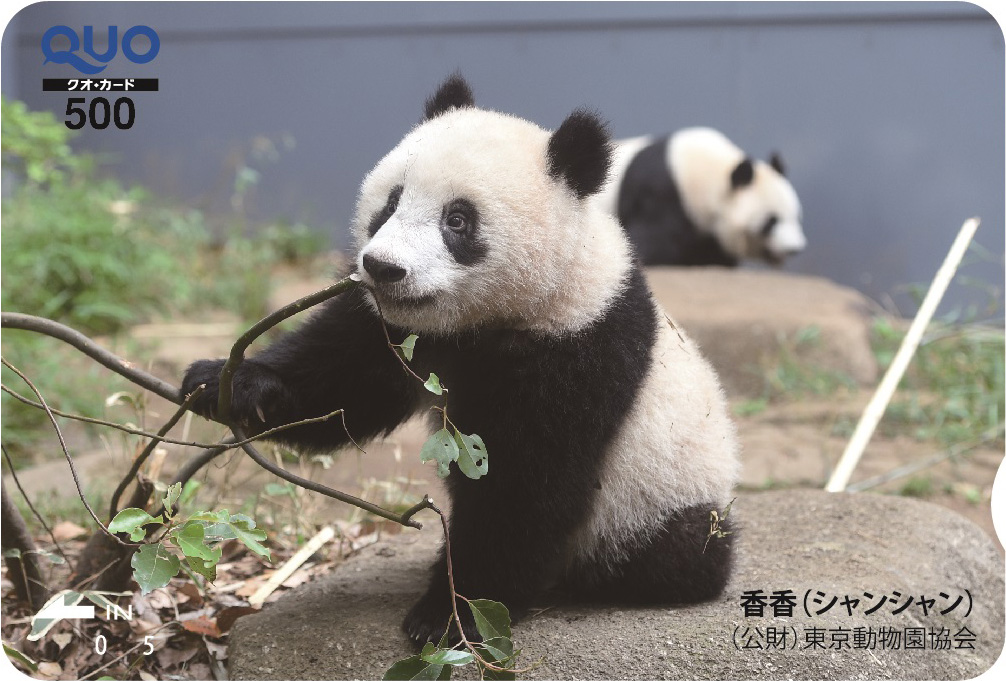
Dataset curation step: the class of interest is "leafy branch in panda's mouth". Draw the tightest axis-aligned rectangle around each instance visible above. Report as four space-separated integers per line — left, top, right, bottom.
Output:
370 294 489 481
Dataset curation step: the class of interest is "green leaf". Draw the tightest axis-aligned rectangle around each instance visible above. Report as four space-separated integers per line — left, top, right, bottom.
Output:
162 482 182 517
478 637 517 680
421 649 474 666
191 510 268 557
184 555 218 582
383 654 446 680
420 428 459 478
171 522 223 563
228 515 271 559
399 334 418 361
467 599 511 641
454 431 488 480
2 548 21 559
264 482 295 497
424 373 443 395
130 543 181 594
4 642 37 672
108 508 163 541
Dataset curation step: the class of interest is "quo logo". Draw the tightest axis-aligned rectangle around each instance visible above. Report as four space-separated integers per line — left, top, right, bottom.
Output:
42 25 159 75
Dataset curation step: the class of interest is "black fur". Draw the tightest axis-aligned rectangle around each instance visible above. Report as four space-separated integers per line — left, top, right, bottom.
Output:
769 152 786 176
616 138 737 267
730 158 755 189
368 185 403 237
182 266 731 644
546 109 613 200
423 74 475 121
440 198 487 266
564 503 734 604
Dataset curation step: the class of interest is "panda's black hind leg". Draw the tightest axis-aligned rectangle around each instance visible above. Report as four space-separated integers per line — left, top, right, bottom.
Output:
570 503 735 604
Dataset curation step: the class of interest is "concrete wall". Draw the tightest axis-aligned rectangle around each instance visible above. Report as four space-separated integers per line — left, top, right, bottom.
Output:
3 2 1003 318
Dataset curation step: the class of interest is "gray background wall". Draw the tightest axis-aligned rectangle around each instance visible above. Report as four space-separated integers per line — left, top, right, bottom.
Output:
3 2 1003 320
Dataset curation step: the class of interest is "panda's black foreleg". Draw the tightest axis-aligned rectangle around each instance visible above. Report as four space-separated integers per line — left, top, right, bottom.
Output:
403 477 584 644
567 504 735 604
180 286 420 451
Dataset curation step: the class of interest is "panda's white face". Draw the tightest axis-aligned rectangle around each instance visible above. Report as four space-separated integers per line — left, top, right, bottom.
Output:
352 107 631 335
718 163 806 265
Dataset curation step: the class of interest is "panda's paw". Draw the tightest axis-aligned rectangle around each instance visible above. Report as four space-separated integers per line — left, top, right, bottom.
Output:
180 358 291 428
402 591 480 646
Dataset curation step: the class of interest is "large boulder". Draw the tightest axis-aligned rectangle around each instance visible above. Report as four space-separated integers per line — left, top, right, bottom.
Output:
228 490 1004 680
645 268 879 397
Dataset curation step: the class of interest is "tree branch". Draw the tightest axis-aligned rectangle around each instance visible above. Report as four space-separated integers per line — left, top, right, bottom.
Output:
216 275 360 422
2 312 181 403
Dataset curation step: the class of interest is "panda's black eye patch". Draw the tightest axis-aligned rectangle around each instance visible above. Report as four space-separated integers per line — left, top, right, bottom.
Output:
760 215 779 238
368 185 404 237
440 198 486 265
441 199 478 235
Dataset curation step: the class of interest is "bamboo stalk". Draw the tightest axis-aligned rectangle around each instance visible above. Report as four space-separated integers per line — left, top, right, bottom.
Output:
825 217 981 493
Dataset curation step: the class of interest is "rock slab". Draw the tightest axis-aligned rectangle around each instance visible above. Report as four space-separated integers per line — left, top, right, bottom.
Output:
645 268 879 397
228 490 1004 680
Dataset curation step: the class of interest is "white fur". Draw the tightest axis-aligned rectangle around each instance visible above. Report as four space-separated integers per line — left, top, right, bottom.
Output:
353 108 632 336
669 127 806 262
570 312 740 567
353 105 740 569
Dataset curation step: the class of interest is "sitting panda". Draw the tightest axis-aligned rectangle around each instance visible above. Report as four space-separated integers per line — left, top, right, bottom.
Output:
595 127 807 266
182 76 739 644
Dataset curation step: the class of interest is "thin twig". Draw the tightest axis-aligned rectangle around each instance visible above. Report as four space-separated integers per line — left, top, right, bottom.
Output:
1 443 74 569
371 294 428 384
426 501 522 674
2 383 352 452
234 426 424 529
1 358 135 548
1 312 181 403
109 385 206 519
216 275 360 422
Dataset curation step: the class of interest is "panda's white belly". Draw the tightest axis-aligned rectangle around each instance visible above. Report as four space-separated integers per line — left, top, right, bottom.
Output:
570 309 740 566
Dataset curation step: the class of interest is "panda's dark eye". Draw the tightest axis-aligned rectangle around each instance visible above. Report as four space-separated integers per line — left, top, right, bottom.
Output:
760 216 779 238
446 213 467 233
385 186 403 215
442 198 478 237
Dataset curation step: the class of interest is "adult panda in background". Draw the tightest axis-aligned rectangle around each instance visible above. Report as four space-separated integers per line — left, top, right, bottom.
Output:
596 127 807 266
182 76 739 644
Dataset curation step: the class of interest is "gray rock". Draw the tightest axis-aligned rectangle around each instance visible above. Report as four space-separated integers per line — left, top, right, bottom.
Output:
228 490 1004 680
644 268 879 397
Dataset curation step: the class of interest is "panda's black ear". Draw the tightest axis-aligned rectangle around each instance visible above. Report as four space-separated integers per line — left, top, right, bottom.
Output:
730 158 755 189
423 74 475 121
769 152 786 176
546 109 612 200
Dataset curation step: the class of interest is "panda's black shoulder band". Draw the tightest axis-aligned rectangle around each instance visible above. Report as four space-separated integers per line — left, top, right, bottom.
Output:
547 109 613 200
423 73 475 121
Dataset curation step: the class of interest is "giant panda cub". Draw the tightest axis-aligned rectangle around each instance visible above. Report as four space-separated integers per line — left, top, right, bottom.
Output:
595 127 807 266
182 76 740 644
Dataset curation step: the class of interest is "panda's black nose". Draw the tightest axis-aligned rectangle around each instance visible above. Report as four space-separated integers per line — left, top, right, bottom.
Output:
362 254 407 283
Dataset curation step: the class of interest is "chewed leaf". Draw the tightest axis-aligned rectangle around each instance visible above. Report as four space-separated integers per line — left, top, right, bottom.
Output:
162 482 182 517
420 428 459 478
423 373 443 395
454 431 488 480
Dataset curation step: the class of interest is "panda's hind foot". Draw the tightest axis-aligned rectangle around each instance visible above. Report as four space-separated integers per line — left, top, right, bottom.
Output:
403 588 480 646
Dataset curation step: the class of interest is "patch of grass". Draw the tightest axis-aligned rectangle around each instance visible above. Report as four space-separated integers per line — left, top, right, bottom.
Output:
898 475 933 498
754 325 858 402
871 317 1005 447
